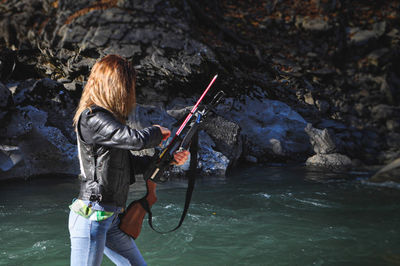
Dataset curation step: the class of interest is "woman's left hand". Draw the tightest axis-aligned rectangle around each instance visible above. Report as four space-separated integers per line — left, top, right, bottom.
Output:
172 150 190 166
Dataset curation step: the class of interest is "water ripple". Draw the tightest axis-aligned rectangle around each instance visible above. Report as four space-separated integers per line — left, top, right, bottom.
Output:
255 192 271 199
293 198 333 208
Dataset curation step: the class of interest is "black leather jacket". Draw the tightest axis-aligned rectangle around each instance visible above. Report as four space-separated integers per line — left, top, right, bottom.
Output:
76 106 162 207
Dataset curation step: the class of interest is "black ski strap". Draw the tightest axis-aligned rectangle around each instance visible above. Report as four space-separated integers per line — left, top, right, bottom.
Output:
143 132 198 234
145 171 195 234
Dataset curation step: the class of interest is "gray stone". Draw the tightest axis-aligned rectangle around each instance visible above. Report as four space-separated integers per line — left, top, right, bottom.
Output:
166 105 192 120
305 124 337 154
2 108 34 138
302 17 331 32
160 33 185 50
366 48 390 67
91 26 112 47
63 82 78 92
306 153 352 168
304 92 315 105
103 44 142 59
59 25 87 48
349 22 386 46
118 0 162 12
122 28 162 44
98 8 132 24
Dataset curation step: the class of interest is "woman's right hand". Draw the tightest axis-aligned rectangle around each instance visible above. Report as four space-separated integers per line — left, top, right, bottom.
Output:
153 125 171 143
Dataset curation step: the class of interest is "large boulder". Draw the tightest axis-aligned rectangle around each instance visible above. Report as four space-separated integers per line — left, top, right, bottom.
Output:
0 106 78 181
7 78 77 141
0 0 218 102
200 115 242 167
197 131 230 176
222 90 311 161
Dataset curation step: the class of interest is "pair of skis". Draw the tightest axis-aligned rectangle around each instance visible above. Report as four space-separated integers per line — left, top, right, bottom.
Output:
120 75 224 238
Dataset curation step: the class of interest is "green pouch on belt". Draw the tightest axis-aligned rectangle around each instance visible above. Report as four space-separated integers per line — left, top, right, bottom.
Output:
69 199 114 221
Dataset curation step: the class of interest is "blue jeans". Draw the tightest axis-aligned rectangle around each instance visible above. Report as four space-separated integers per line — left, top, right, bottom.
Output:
68 210 147 266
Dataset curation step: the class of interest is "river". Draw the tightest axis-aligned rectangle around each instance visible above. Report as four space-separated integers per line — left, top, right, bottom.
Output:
0 166 399 266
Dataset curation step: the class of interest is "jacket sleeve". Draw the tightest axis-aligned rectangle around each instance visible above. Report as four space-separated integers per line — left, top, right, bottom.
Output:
80 107 163 150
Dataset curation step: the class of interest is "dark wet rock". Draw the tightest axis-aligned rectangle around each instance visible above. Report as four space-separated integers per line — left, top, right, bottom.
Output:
8 78 77 142
0 81 12 121
200 115 242 168
197 131 230 176
386 119 400 132
386 133 400 149
361 130 380 147
244 155 258 164
315 99 330 114
316 119 347 131
0 0 399 178
1 77 78 180
223 91 311 161
364 48 391 68
0 106 78 181
0 145 23 173
0 49 16 81
348 22 387 46
1 107 33 139
371 104 400 122
10 0 219 101
300 17 332 32
118 0 162 12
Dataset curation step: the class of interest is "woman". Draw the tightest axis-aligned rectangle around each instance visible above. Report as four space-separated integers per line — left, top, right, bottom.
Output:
69 54 189 266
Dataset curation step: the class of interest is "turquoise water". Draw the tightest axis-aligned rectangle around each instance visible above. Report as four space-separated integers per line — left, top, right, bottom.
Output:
0 166 399 266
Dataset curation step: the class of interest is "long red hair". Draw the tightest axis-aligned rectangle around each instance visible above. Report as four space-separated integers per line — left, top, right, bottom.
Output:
73 54 136 126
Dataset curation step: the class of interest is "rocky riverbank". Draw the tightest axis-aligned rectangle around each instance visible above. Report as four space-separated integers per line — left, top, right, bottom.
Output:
0 0 399 182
